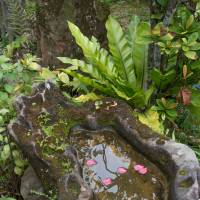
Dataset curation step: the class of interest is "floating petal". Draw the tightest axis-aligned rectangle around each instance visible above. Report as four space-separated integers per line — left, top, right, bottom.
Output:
134 164 148 175
86 159 97 167
138 167 148 175
117 167 128 174
134 164 144 171
102 178 112 186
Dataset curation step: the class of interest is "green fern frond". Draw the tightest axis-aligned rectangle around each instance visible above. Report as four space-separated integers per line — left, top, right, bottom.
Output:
106 17 136 87
62 69 114 96
67 21 116 80
127 16 151 88
7 0 27 38
58 57 105 82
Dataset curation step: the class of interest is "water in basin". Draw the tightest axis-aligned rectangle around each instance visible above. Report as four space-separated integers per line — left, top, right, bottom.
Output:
71 128 168 200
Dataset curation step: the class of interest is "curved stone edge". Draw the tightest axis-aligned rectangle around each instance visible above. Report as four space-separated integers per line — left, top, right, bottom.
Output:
8 82 200 200
7 82 94 200
114 115 200 200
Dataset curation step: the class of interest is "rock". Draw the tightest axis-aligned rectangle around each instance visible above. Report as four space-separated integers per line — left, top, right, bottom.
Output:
21 165 44 200
8 82 200 200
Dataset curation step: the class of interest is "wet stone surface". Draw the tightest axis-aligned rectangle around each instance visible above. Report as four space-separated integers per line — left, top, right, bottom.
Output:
9 83 199 200
71 128 168 200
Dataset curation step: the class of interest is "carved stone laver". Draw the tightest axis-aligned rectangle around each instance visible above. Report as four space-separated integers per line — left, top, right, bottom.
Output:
8 82 200 200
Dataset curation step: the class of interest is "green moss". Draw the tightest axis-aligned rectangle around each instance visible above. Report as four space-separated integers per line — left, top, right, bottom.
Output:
179 177 194 188
61 159 73 174
179 169 188 176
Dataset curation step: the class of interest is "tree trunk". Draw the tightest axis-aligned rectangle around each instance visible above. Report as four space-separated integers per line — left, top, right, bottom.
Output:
35 0 109 68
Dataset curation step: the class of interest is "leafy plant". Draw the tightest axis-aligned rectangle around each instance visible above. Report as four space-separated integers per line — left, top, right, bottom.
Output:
58 16 153 108
0 197 16 200
136 107 164 134
151 4 200 120
155 98 177 121
3 0 28 41
0 47 43 179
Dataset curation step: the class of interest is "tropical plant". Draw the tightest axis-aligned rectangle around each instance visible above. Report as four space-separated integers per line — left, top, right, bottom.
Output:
0 48 42 179
151 4 200 120
58 16 153 108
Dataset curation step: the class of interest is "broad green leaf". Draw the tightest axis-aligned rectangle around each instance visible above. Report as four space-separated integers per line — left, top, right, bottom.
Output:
151 69 176 90
15 159 26 168
0 127 6 133
4 84 14 94
0 108 10 115
160 33 174 41
188 32 198 43
1 144 11 161
58 57 105 81
14 166 23 176
186 15 194 29
0 55 10 65
40 68 57 80
0 92 9 102
27 62 41 71
127 16 150 88
106 16 136 86
67 21 116 78
190 89 200 107
189 60 200 70
166 109 177 120
63 69 114 96
58 72 69 84
184 51 197 60
151 68 162 87
190 43 200 51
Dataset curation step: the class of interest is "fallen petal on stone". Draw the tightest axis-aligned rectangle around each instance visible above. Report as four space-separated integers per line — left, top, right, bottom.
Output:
102 178 112 186
138 167 148 175
86 159 97 167
117 167 128 174
134 164 145 171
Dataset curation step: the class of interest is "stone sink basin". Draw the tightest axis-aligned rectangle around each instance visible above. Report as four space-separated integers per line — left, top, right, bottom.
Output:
8 82 200 200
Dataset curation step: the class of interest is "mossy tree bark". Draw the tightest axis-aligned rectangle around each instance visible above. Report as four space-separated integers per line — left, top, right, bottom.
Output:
35 0 109 68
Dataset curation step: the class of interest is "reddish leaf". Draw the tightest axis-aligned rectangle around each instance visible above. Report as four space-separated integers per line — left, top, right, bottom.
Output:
181 87 191 105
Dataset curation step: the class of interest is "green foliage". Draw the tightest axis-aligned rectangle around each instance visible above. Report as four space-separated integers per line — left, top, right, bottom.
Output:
0 134 27 176
0 40 43 178
58 16 152 108
136 107 164 134
152 4 200 121
155 98 177 121
7 0 28 39
0 197 16 200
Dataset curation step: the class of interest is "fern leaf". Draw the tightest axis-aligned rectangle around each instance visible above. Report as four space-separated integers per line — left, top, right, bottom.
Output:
67 21 116 80
7 0 27 38
58 57 105 82
106 16 136 87
62 69 114 96
127 16 151 88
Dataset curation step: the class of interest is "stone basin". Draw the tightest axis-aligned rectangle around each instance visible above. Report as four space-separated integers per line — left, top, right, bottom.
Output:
71 128 168 200
8 82 200 200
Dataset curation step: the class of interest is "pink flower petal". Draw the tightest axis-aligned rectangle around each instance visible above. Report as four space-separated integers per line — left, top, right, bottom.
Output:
117 167 128 174
133 164 148 175
102 178 112 186
86 159 97 167
134 164 145 171
138 167 148 175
